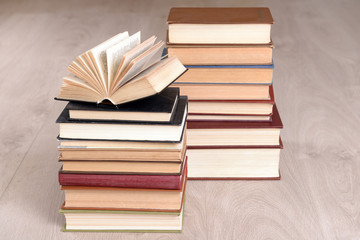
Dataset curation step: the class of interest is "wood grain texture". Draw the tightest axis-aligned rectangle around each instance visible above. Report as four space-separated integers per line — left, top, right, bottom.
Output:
0 0 360 239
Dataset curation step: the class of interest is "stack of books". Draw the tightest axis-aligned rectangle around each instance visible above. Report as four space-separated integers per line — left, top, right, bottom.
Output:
55 32 189 232
167 7 284 180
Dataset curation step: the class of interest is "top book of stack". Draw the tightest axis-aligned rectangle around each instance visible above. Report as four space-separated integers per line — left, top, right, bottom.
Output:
56 31 186 105
167 7 273 44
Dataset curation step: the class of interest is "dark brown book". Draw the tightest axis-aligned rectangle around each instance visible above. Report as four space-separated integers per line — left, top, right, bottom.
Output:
167 7 274 24
167 8 274 44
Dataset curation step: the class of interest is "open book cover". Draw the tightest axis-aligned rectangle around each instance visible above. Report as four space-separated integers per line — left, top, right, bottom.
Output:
56 31 186 105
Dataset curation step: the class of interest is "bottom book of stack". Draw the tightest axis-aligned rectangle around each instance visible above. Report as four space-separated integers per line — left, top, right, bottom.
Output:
186 105 283 180
60 206 184 232
59 160 187 232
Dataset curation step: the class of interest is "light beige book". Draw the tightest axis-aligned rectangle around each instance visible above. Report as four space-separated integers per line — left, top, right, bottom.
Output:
57 31 186 104
187 147 281 179
167 44 273 65
60 207 184 232
174 67 273 84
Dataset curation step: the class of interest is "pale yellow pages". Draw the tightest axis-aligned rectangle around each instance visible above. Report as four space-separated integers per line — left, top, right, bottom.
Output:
110 56 186 104
68 60 103 93
75 55 105 95
111 36 156 91
58 75 103 103
111 41 164 92
87 31 130 93
84 52 106 93
106 32 140 91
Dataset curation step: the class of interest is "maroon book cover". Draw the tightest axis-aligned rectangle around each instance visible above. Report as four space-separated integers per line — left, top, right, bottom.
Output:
59 157 187 190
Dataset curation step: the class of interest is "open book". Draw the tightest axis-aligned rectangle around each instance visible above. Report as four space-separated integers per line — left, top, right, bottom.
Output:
57 31 186 105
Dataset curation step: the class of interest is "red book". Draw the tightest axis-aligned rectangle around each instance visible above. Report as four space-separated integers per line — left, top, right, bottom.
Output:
59 157 187 190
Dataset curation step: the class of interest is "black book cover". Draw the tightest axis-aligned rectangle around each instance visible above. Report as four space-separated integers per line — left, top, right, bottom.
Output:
66 87 179 114
56 96 188 126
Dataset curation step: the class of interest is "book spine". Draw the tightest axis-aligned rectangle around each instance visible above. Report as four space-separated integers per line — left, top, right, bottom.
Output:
59 173 182 190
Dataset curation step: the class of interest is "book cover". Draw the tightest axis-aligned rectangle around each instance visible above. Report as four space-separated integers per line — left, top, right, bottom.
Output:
167 7 274 24
55 96 187 142
56 96 187 126
65 87 179 116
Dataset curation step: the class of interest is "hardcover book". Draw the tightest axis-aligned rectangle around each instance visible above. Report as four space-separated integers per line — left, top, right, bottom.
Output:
58 138 186 161
60 155 187 175
60 205 184 232
56 31 186 104
187 85 275 117
171 83 271 100
59 161 187 189
61 173 187 211
166 42 274 65
173 64 274 85
65 87 179 122
56 96 188 142
187 140 283 180
167 7 274 44
186 104 283 147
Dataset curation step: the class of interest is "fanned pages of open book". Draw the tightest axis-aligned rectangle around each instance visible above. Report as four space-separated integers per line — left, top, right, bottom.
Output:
57 31 186 105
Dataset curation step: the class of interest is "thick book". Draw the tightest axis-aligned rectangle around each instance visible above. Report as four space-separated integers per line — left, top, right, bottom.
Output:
167 7 274 44
60 205 184 232
56 96 188 142
166 43 273 65
186 104 283 147
187 140 283 180
187 85 275 117
65 87 179 122
61 173 187 211
173 64 273 85
56 31 186 104
59 160 187 189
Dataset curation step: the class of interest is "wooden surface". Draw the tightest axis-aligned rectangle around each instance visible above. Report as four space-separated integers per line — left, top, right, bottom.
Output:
0 0 359 239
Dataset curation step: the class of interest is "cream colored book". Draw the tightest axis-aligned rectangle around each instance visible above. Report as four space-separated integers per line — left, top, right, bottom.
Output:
57 31 186 105
60 206 184 232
